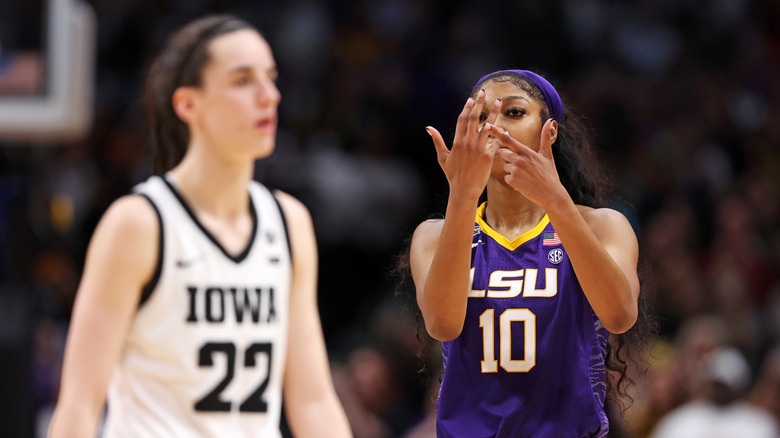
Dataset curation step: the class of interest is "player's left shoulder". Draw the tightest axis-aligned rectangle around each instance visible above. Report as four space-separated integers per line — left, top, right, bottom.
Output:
272 190 310 219
271 190 314 240
575 205 634 237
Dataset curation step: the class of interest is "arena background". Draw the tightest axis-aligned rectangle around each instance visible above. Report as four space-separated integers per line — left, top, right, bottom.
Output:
1 0 779 437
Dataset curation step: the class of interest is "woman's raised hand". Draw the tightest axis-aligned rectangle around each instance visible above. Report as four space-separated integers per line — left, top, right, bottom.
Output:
484 118 568 208
426 89 502 201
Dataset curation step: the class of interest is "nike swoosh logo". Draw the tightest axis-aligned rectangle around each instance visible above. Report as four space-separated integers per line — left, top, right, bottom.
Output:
176 256 202 268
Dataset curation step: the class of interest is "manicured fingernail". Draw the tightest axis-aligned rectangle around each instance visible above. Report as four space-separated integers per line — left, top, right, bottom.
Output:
425 126 432 136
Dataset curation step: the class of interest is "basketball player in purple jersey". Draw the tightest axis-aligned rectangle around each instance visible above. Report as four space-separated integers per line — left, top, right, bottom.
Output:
410 70 641 437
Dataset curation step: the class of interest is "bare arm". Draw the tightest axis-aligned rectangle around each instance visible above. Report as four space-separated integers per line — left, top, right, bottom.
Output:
410 195 477 341
48 195 159 438
411 91 502 341
276 191 352 438
549 204 639 333
487 120 639 333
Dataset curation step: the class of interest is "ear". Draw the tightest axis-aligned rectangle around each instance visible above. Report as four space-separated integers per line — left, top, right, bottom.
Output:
539 118 557 160
549 120 558 145
172 86 197 124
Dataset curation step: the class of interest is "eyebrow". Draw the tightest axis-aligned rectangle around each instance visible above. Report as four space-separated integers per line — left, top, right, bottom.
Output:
228 65 253 75
227 65 278 78
501 95 531 103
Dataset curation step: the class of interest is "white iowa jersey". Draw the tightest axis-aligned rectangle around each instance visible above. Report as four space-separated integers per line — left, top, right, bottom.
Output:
103 174 291 437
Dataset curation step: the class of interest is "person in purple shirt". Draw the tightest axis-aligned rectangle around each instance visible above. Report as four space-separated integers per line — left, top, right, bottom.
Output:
409 70 643 437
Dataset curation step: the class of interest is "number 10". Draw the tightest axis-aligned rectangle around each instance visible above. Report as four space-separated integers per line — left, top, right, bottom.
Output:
479 308 536 373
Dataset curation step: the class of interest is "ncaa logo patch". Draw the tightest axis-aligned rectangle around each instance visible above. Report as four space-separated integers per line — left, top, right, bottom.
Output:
548 248 563 264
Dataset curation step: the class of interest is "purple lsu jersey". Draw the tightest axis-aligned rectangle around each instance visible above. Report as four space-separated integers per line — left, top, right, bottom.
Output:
436 203 610 438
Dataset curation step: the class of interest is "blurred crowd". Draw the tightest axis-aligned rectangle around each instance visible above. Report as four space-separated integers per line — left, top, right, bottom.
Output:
1 0 779 437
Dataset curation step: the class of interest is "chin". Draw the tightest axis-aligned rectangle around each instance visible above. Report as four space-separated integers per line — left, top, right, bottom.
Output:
251 140 276 160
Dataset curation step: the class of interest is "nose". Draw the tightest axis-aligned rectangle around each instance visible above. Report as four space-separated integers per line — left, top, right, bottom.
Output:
490 118 506 133
257 77 281 107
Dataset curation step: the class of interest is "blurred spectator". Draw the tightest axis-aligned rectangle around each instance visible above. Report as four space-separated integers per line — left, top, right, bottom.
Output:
332 298 432 438
623 315 731 437
650 347 778 438
32 319 65 438
748 347 780 426
333 346 397 438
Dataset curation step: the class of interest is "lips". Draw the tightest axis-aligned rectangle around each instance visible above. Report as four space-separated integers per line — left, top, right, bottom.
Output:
255 115 277 132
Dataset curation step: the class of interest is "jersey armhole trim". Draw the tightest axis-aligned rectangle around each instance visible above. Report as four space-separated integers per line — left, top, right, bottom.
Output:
137 193 164 307
271 191 293 263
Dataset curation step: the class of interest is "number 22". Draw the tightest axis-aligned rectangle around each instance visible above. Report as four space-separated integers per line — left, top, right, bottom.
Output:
195 342 272 412
479 308 536 373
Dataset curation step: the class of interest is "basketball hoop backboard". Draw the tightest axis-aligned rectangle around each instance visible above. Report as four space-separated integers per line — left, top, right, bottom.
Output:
0 0 95 143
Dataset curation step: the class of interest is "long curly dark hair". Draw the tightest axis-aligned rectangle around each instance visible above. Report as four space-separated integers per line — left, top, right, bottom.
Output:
400 70 657 411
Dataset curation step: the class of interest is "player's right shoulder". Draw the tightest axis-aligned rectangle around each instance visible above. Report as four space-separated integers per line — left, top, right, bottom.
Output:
99 194 159 235
88 195 161 257
81 194 161 296
413 218 444 239
411 218 444 253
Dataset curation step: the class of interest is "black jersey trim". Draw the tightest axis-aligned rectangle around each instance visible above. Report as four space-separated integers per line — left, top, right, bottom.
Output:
162 176 258 264
271 191 293 263
137 194 164 307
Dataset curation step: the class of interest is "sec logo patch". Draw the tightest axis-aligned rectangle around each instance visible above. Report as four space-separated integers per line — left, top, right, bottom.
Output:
548 248 563 264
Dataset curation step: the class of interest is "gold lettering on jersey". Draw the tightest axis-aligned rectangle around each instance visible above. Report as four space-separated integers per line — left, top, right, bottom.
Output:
186 286 277 324
468 268 558 299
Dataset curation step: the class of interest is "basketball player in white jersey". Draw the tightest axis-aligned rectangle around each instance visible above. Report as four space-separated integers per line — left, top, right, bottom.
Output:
48 15 352 437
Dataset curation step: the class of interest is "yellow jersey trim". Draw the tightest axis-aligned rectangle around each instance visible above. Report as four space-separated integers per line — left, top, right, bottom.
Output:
475 202 550 251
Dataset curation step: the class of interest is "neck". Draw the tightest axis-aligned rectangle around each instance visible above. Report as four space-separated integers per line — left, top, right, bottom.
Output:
483 180 546 236
168 143 255 220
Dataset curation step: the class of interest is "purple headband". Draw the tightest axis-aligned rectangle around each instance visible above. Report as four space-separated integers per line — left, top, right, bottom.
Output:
471 69 564 123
